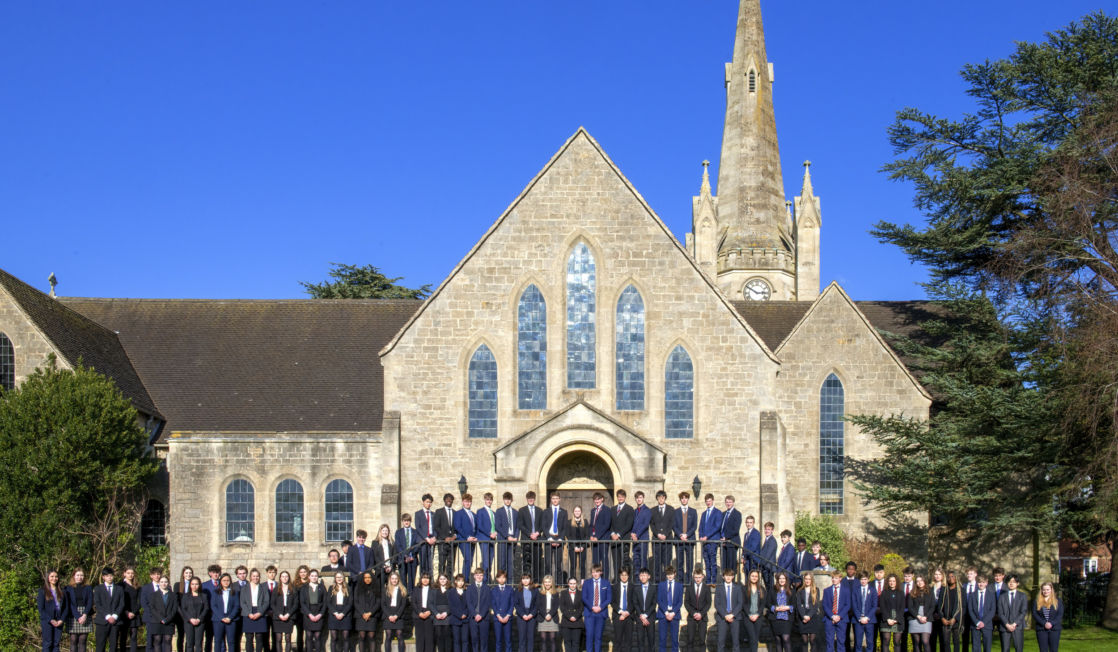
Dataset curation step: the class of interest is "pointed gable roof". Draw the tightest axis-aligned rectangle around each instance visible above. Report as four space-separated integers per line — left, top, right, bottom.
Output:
380 127 779 362
0 268 160 418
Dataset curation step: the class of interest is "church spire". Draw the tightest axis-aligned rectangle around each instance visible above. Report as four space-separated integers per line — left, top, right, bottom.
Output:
712 0 793 299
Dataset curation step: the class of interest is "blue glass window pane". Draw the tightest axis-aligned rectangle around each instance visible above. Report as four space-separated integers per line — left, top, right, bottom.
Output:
615 286 645 410
225 479 255 543
0 333 13 392
819 373 845 514
517 285 547 409
275 479 304 542
324 479 354 542
566 244 596 389
469 344 498 438
665 346 693 439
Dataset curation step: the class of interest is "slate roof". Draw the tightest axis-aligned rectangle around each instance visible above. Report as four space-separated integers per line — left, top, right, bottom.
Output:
61 298 422 435
0 269 161 418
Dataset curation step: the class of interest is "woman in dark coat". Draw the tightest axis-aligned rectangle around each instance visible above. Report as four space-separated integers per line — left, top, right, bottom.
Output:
65 568 94 652
270 571 299 652
299 570 328 652
558 578 583 652
878 575 906 652
767 572 794 652
568 508 589 581
411 574 437 652
433 574 453 652
148 577 179 652
119 568 141 652
37 570 68 652
178 578 209 652
240 570 270 652
1033 582 1063 652
353 572 381 652
447 575 470 652
326 572 354 652
382 572 409 652
794 573 823 650
174 567 195 652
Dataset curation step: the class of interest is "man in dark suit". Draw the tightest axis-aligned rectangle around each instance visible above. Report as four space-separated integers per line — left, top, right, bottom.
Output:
966 576 995 652
588 492 613 579
996 575 1027 652
714 567 742 652
793 538 817 578
611 489 636 582
395 514 418 587
698 494 723 585
822 571 852 652
720 497 742 581
347 529 372 583
632 491 653 575
582 565 612 652
201 565 222 652
415 494 438 577
684 567 713 652
477 493 499 579
544 492 568 580
93 567 124 652
465 568 493 652
851 572 877 652
518 491 546 582
673 493 697 579
320 550 344 575
657 566 685 652
649 491 675 582
613 567 636 652
140 567 163 652
495 492 520 579
842 562 861 652
740 516 761 576
634 568 658 652
757 523 777 588
455 494 480 578
776 531 796 577
434 493 459 576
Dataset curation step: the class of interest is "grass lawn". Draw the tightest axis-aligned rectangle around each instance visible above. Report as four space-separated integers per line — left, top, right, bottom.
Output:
1020 626 1118 651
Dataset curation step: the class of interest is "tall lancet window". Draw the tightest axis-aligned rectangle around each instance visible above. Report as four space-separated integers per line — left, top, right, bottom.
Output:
615 285 645 410
819 373 845 514
748 69 756 93
566 243 596 389
468 344 498 438
665 346 694 439
0 333 13 391
517 285 547 409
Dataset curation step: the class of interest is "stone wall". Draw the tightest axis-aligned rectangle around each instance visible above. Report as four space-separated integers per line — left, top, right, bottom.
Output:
0 285 71 382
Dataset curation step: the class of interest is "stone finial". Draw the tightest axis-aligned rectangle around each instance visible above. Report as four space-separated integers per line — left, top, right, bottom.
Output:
48 272 58 299
801 160 815 197
699 160 712 198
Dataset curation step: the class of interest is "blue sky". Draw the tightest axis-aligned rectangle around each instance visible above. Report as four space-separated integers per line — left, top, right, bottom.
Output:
0 1 1104 300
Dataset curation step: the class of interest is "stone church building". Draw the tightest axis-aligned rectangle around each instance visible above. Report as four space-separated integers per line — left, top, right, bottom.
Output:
0 1 934 573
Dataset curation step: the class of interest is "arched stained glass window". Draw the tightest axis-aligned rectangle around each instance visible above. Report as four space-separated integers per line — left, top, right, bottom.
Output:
325 479 354 542
0 333 13 392
225 479 255 543
275 479 304 542
665 346 694 439
615 285 645 411
566 243 596 389
819 373 845 514
468 345 498 438
517 285 547 409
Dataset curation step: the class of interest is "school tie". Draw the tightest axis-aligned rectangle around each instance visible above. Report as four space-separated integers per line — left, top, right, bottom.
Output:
426 510 433 536
594 581 600 607
552 508 559 536
667 581 674 609
507 507 514 535
682 510 687 533
489 508 497 536
726 584 731 607
978 592 984 617
468 510 475 529
862 587 868 611
621 583 627 611
833 587 839 615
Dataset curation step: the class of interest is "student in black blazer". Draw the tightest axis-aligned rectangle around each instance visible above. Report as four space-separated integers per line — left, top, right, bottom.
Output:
569 507 589 582
879 576 906 652
326 574 353 652
433 574 453 652
119 569 141 652
240 571 271 652
559 578 584 652
742 569 767 652
543 494 569 581
515 573 539 652
66 569 95 652
382 572 409 652
93 568 124 652
996 576 1028 652
178 578 210 652
684 567 712 652
612 568 636 652
298 571 328 652
536 576 561 652
448 575 471 652
519 492 547 582
794 573 823 650
148 578 179 652
412 574 437 652
633 568 658 652
767 573 795 652
38 570 68 652
1032 582 1062 652
649 492 675 581
352 572 381 652
714 567 743 652
434 494 459 577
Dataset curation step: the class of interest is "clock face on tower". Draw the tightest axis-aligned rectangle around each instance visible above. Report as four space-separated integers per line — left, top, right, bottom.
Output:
744 278 772 301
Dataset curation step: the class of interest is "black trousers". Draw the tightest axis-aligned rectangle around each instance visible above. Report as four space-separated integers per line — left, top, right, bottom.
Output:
614 617 634 652
716 619 739 652
742 618 762 652
682 617 706 652
636 622 656 652
561 629 581 652
184 623 206 652
95 624 119 652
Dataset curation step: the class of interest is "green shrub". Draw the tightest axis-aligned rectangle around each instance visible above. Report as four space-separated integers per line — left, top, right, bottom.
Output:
794 511 848 570
879 553 908 579
0 568 37 652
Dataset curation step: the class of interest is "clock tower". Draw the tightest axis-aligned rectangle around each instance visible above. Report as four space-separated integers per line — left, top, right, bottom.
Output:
687 0 821 302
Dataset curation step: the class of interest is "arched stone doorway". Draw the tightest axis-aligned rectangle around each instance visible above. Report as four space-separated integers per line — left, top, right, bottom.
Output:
544 448 615 515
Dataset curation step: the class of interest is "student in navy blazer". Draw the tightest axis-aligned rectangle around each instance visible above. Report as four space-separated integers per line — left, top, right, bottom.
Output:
656 566 685 652
672 493 698 579
448 576 471 652
720 497 743 578
476 494 499 578
454 495 480 579
514 573 539 652
491 571 516 652
965 577 995 652
631 492 653 573
697 494 724 584
850 573 877 652
393 517 418 588
209 574 240 652
495 493 520 578
776 531 796 577
587 494 613 579
1033 582 1062 652
542 493 569 580
757 524 778 586
581 566 611 652
792 539 818 578
740 517 762 576
465 568 493 652
821 573 852 652
92 568 124 652
38 570 68 652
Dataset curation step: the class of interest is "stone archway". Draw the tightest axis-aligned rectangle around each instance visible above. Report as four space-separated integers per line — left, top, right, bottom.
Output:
545 448 615 515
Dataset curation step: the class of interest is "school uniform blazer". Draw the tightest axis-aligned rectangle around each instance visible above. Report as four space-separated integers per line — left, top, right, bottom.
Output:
672 507 697 540
414 509 436 541
326 591 353 630
448 589 470 626
685 582 712 620
391 530 413 559
239 584 271 632
851 585 878 623
178 593 210 624
906 591 936 624
742 528 762 558
537 591 560 623
381 587 408 629
495 505 520 540
611 503 635 539
588 504 612 541
514 587 537 619
464 582 492 620
434 588 452 625
476 506 497 541
713 582 743 620
210 589 241 623
612 581 634 619
758 535 778 564
147 591 179 627
434 506 457 541
454 508 478 541
65 585 93 624
412 585 437 616
631 504 652 540
297 583 327 630
320 564 345 577
649 505 674 539
698 507 723 541
965 587 995 629
794 590 821 623
559 591 583 628
543 505 568 540
269 588 298 623
346 543 374 577
351 586 380 624
517 504 545 540
822 585 852 622
138 583 158 623
938 585 962 624
792 550 817 575
37 587 68 625
878 589 905 624
656 581 684 620
92 583 125 625
776 543 795 571
720 508 741 546
581 578 611 618
633 584 657 622
491 584 515 619
1033 601 1063 631
996 590 1029 631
